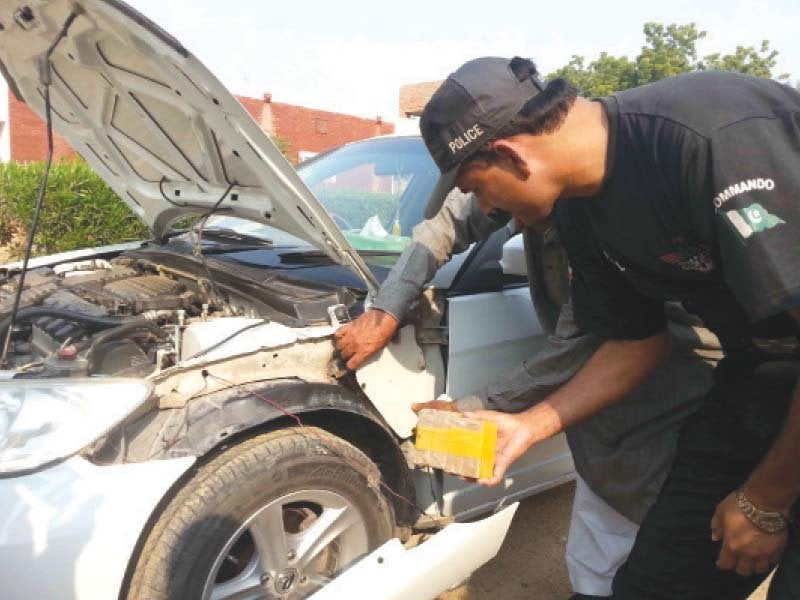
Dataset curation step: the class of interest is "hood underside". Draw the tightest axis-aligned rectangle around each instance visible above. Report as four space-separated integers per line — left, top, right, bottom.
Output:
0 0 378 292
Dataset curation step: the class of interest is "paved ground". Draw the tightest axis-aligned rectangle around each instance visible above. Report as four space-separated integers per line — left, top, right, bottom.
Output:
439 481 770 600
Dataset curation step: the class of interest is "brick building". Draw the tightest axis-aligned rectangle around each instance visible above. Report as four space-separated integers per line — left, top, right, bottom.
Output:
398 80 443 118
6 89 75 163
236 93 393 163
2 88 394 165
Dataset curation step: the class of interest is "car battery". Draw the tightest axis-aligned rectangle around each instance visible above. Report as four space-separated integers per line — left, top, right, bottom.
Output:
410 409 497 480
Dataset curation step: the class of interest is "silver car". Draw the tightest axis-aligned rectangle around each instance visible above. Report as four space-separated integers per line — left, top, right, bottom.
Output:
0 1 572 598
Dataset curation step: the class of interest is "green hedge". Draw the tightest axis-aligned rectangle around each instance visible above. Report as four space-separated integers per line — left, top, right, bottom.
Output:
0 161 405 261
0 160 148 259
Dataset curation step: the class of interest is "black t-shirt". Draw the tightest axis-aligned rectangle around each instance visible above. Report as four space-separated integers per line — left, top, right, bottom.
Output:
554 71 800 357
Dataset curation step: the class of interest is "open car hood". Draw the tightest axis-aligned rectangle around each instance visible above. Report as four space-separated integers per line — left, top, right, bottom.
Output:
0 0 379 293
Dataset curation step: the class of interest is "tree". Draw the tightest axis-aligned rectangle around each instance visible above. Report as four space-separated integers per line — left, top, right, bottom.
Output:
635 23 705 84
700 40 789 80
549 54 637 98
549 22 790 97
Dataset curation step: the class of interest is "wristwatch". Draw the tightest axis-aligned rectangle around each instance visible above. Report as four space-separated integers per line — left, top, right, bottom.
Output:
736 489 793 534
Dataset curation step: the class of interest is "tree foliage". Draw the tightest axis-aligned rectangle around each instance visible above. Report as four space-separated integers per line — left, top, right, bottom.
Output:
700 40 787 79
549 53 637 98
549 22 790 97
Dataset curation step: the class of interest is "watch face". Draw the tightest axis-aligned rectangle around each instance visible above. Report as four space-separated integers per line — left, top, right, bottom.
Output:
756 513 789 533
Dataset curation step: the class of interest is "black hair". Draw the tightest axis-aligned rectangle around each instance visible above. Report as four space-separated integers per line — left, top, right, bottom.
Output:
468 57 577 163
504 55 577 136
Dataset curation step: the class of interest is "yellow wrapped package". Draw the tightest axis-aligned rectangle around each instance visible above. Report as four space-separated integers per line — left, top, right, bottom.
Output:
411 409 497 480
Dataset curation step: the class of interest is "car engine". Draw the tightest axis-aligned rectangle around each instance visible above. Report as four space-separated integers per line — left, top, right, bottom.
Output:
0 256 254 378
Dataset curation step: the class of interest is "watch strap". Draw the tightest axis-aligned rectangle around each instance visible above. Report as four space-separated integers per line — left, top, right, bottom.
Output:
736 489 791 534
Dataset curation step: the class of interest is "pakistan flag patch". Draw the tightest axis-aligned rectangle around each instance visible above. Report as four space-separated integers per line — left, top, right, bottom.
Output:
725 203 785 240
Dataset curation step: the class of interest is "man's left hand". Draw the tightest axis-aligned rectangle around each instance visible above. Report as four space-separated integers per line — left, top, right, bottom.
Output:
710 491 788 576
334 309 399 371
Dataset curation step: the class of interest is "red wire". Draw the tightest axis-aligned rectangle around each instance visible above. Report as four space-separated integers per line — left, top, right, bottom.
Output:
206 372 302 427
203 372 425 514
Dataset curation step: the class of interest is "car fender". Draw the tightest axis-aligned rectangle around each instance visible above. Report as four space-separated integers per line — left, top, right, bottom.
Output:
93 379 418 524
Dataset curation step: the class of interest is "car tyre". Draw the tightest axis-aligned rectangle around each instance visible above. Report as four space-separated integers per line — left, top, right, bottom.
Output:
125 426 395 600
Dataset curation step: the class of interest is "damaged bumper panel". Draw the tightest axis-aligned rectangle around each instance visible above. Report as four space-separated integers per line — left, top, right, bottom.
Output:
310 503 519 600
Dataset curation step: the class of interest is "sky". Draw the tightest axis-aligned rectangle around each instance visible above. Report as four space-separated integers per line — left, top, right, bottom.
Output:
35 0 800 123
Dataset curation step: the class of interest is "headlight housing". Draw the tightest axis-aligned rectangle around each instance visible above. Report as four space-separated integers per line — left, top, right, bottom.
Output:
0 379 152 475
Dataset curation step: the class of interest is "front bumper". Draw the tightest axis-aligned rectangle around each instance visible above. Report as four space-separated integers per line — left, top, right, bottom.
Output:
0 455 195 600
311 503 519 600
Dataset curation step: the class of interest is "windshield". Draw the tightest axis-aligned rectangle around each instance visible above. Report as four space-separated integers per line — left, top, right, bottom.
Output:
205 136 438 264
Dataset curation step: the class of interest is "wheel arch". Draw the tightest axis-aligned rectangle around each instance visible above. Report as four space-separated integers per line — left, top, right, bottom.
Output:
180 380 414 524
99 379 417 523
113 380 417 599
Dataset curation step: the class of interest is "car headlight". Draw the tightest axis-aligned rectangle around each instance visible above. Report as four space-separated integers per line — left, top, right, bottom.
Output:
0 378 152 475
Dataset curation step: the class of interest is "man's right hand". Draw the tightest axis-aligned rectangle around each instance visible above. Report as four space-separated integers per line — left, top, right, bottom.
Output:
334 309 400 371
464 409 541 486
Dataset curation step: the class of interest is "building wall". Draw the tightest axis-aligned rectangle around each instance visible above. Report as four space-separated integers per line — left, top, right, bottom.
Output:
267 100 393 162
237 94 394 163
399 80 442 118
236 94 394 162
6 88 393 165
8 90 76 163
0 82 9 162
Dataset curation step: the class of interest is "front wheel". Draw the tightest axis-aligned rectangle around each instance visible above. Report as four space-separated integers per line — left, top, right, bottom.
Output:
126 427 395 600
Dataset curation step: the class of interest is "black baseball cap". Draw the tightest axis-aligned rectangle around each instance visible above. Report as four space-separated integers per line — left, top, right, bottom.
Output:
420 56 544 218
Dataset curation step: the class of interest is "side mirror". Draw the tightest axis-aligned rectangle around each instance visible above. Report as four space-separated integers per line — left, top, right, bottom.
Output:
500 234 526 277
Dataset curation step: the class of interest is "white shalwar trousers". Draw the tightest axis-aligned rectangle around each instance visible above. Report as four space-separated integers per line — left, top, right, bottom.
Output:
566 475 640 597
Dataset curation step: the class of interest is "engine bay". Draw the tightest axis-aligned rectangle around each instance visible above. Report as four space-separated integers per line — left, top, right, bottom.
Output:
0 255 286 379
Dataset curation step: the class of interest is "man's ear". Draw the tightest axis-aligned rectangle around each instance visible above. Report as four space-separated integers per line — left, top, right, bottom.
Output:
489 139 531 180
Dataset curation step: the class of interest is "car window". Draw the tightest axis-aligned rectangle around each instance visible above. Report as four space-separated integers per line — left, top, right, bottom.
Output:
205 137 438 267
300 137 438 259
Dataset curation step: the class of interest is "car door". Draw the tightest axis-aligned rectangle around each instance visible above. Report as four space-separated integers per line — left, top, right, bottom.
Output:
411 227 575 520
